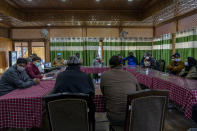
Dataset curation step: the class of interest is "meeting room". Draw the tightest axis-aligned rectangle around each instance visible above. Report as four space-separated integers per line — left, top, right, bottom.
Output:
0 0 197 131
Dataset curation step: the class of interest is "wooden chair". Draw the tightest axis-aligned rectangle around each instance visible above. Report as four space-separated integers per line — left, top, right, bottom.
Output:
110 89 169 131
44 93 95 131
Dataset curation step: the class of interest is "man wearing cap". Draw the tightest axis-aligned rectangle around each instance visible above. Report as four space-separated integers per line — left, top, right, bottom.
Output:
167 53 185 75
52 53 65 67
52 56 95 130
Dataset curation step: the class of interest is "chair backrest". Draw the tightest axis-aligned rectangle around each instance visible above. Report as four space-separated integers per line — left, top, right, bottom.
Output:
159 60 165 72
44 93 91 131
125 89 169 131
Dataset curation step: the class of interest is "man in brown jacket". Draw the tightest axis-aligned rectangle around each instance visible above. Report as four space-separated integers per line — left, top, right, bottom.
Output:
100 55 140 123
167 53 185 75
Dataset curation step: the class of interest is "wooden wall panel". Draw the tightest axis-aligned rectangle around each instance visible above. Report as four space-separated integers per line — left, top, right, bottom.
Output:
123 28 153 38
155 22 175 37
0 28 9 38
0 38 12 73
50 28 83 37
87 28 119 37
179 13 197 31
12 29 42 39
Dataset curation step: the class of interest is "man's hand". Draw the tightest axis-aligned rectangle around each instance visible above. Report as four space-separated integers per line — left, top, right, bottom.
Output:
33 78 40 85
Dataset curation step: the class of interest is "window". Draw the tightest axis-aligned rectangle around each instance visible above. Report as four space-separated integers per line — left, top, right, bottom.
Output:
14 42 28 58
32 42 45 62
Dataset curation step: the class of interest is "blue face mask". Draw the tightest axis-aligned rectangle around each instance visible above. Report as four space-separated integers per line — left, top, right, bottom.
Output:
35 62 40 67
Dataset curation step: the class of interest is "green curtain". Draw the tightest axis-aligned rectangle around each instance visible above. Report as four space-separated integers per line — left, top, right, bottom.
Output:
175 29 197 61
50 37 84 62
50 37 99 66
103 38 122 66
153 34 172 66
83 38 99 66
103 38 152 66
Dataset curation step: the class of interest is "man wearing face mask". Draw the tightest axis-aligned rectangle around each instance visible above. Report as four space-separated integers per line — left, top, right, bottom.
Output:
0 58 40 96
26 57 43 79
123 52 138 66
179 57 197 79
167 53 185 75
52 53 65 67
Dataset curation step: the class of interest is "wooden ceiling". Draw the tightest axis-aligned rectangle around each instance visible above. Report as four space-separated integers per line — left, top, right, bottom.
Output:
0 0 189 28
8 0 153 10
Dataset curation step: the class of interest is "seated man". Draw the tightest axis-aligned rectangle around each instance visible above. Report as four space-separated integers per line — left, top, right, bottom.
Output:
101 55 140 123
51 56 95 130
26 57 43 79
167 53 185 75
123 52 137 66
52 53 65 67
0 58 40 96
140 52 148 66
179 57 197 79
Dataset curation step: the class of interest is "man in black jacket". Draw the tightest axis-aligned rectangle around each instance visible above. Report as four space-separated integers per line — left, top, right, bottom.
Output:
52 56 95 95
52 56 95 130
0 58 40 96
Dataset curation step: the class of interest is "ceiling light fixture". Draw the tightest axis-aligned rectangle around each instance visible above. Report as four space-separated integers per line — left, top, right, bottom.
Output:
47 23 51 26
159 18 163 21
61 0 66 2
0 18 3 21
27 0 32 2
128 0 133 2
107 23 111 26
96 0 100 2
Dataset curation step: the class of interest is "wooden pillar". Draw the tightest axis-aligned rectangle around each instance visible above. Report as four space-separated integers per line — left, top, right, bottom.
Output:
28 41 32 57
44 29 50 62
82 27 87 37
45 39 50 62
152 26 156 54
172 33 176 55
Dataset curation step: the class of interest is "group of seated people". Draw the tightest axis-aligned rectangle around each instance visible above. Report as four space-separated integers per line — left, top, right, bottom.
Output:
122 52 197 79
0 55 44 96
121 52 159 69
0 51 196 130
52 52 82 67
167 53 197 79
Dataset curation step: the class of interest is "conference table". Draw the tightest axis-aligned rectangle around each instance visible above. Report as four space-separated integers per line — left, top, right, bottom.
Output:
0 66 196 129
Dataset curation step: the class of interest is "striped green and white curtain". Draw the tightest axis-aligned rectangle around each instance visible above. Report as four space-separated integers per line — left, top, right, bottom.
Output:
83 38 99 66
50 37 99 66
122 38 152 65
50 37 84 62
103 37 152 66
176 28 197 61
103 38 122 66
153 34 172 66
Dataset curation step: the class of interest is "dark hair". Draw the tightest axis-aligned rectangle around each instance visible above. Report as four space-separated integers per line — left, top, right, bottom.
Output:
174 53 180 57
32 57 41 62
17 58 27 65
109 55 122 68
188 57 197 67
32 53 37 57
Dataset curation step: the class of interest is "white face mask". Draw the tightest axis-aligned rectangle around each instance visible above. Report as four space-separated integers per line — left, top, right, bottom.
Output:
175 58 181 62
185 62 189 66
17 66 25 72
